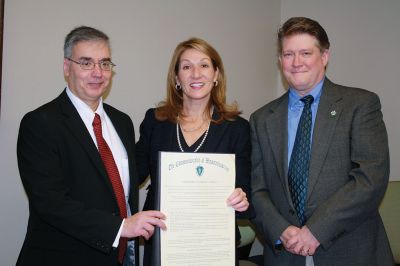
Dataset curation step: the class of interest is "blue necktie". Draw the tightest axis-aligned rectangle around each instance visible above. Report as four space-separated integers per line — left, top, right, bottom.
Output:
288 95 314 225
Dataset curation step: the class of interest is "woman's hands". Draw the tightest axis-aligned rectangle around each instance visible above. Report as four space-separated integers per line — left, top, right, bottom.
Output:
227 188 249 212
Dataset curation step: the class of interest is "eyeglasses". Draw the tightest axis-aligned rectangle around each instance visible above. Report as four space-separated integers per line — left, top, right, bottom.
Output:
65 57 116 71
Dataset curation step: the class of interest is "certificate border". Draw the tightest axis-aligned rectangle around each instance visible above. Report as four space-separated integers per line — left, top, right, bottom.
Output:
151 151 162 266
156 151 236 266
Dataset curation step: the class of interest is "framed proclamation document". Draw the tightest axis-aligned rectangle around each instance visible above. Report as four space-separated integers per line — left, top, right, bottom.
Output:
155 151 236 266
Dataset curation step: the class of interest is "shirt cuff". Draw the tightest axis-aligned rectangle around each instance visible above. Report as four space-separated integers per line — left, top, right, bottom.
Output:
275 239 284 251
112 219 125 247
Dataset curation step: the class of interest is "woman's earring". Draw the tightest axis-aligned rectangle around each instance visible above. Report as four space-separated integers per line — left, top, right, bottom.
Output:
214 80 218 87
175 83 181 91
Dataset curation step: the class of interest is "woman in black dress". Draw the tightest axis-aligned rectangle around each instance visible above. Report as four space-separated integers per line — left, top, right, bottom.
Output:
136 37 253 265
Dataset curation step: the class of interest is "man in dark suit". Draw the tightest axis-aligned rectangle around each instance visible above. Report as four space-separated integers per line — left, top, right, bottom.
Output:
250 17 394 266
16 26 166 266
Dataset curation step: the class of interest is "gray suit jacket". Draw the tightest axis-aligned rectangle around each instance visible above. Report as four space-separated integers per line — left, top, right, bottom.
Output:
250 78 394 266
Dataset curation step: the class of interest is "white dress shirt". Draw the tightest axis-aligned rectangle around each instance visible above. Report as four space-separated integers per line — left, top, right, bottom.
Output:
66 87 130 247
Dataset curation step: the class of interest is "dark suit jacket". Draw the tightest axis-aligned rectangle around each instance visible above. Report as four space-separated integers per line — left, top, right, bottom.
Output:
250 78 394 266
135 108 254 265
17 90 139 266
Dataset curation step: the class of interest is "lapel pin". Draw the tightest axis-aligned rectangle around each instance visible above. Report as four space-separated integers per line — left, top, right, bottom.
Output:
330 110 337 116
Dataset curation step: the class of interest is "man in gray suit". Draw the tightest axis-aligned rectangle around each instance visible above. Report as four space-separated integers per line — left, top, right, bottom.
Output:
250 17 394 266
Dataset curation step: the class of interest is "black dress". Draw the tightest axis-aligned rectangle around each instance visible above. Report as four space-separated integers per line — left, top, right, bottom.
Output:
135 108 253 266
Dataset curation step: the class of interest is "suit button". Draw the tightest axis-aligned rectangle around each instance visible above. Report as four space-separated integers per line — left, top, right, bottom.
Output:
289 209 295 215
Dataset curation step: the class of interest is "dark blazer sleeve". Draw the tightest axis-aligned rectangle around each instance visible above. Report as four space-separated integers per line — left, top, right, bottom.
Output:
230 117 254 219
135 108 155 184
17 107 123 253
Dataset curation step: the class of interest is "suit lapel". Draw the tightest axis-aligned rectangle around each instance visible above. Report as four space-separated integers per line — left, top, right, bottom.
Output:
104 104 138 210
265 93 292 203
308 79 343 198
58 91 112 190
104 105 132 162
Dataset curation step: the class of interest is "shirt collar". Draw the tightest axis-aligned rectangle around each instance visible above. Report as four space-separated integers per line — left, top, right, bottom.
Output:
288 77 325 110
66 87 105 122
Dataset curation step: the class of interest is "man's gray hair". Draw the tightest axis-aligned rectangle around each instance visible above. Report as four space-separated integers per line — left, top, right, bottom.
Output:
64 26 110 58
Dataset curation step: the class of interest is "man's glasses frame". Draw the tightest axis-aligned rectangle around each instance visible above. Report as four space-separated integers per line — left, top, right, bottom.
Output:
65 57 116 71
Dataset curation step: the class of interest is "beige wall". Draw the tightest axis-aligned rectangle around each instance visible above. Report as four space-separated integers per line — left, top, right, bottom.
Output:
1 0 399 264
0 0 279 264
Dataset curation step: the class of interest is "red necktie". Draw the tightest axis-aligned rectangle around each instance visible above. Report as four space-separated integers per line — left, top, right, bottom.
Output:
92 113 127 263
